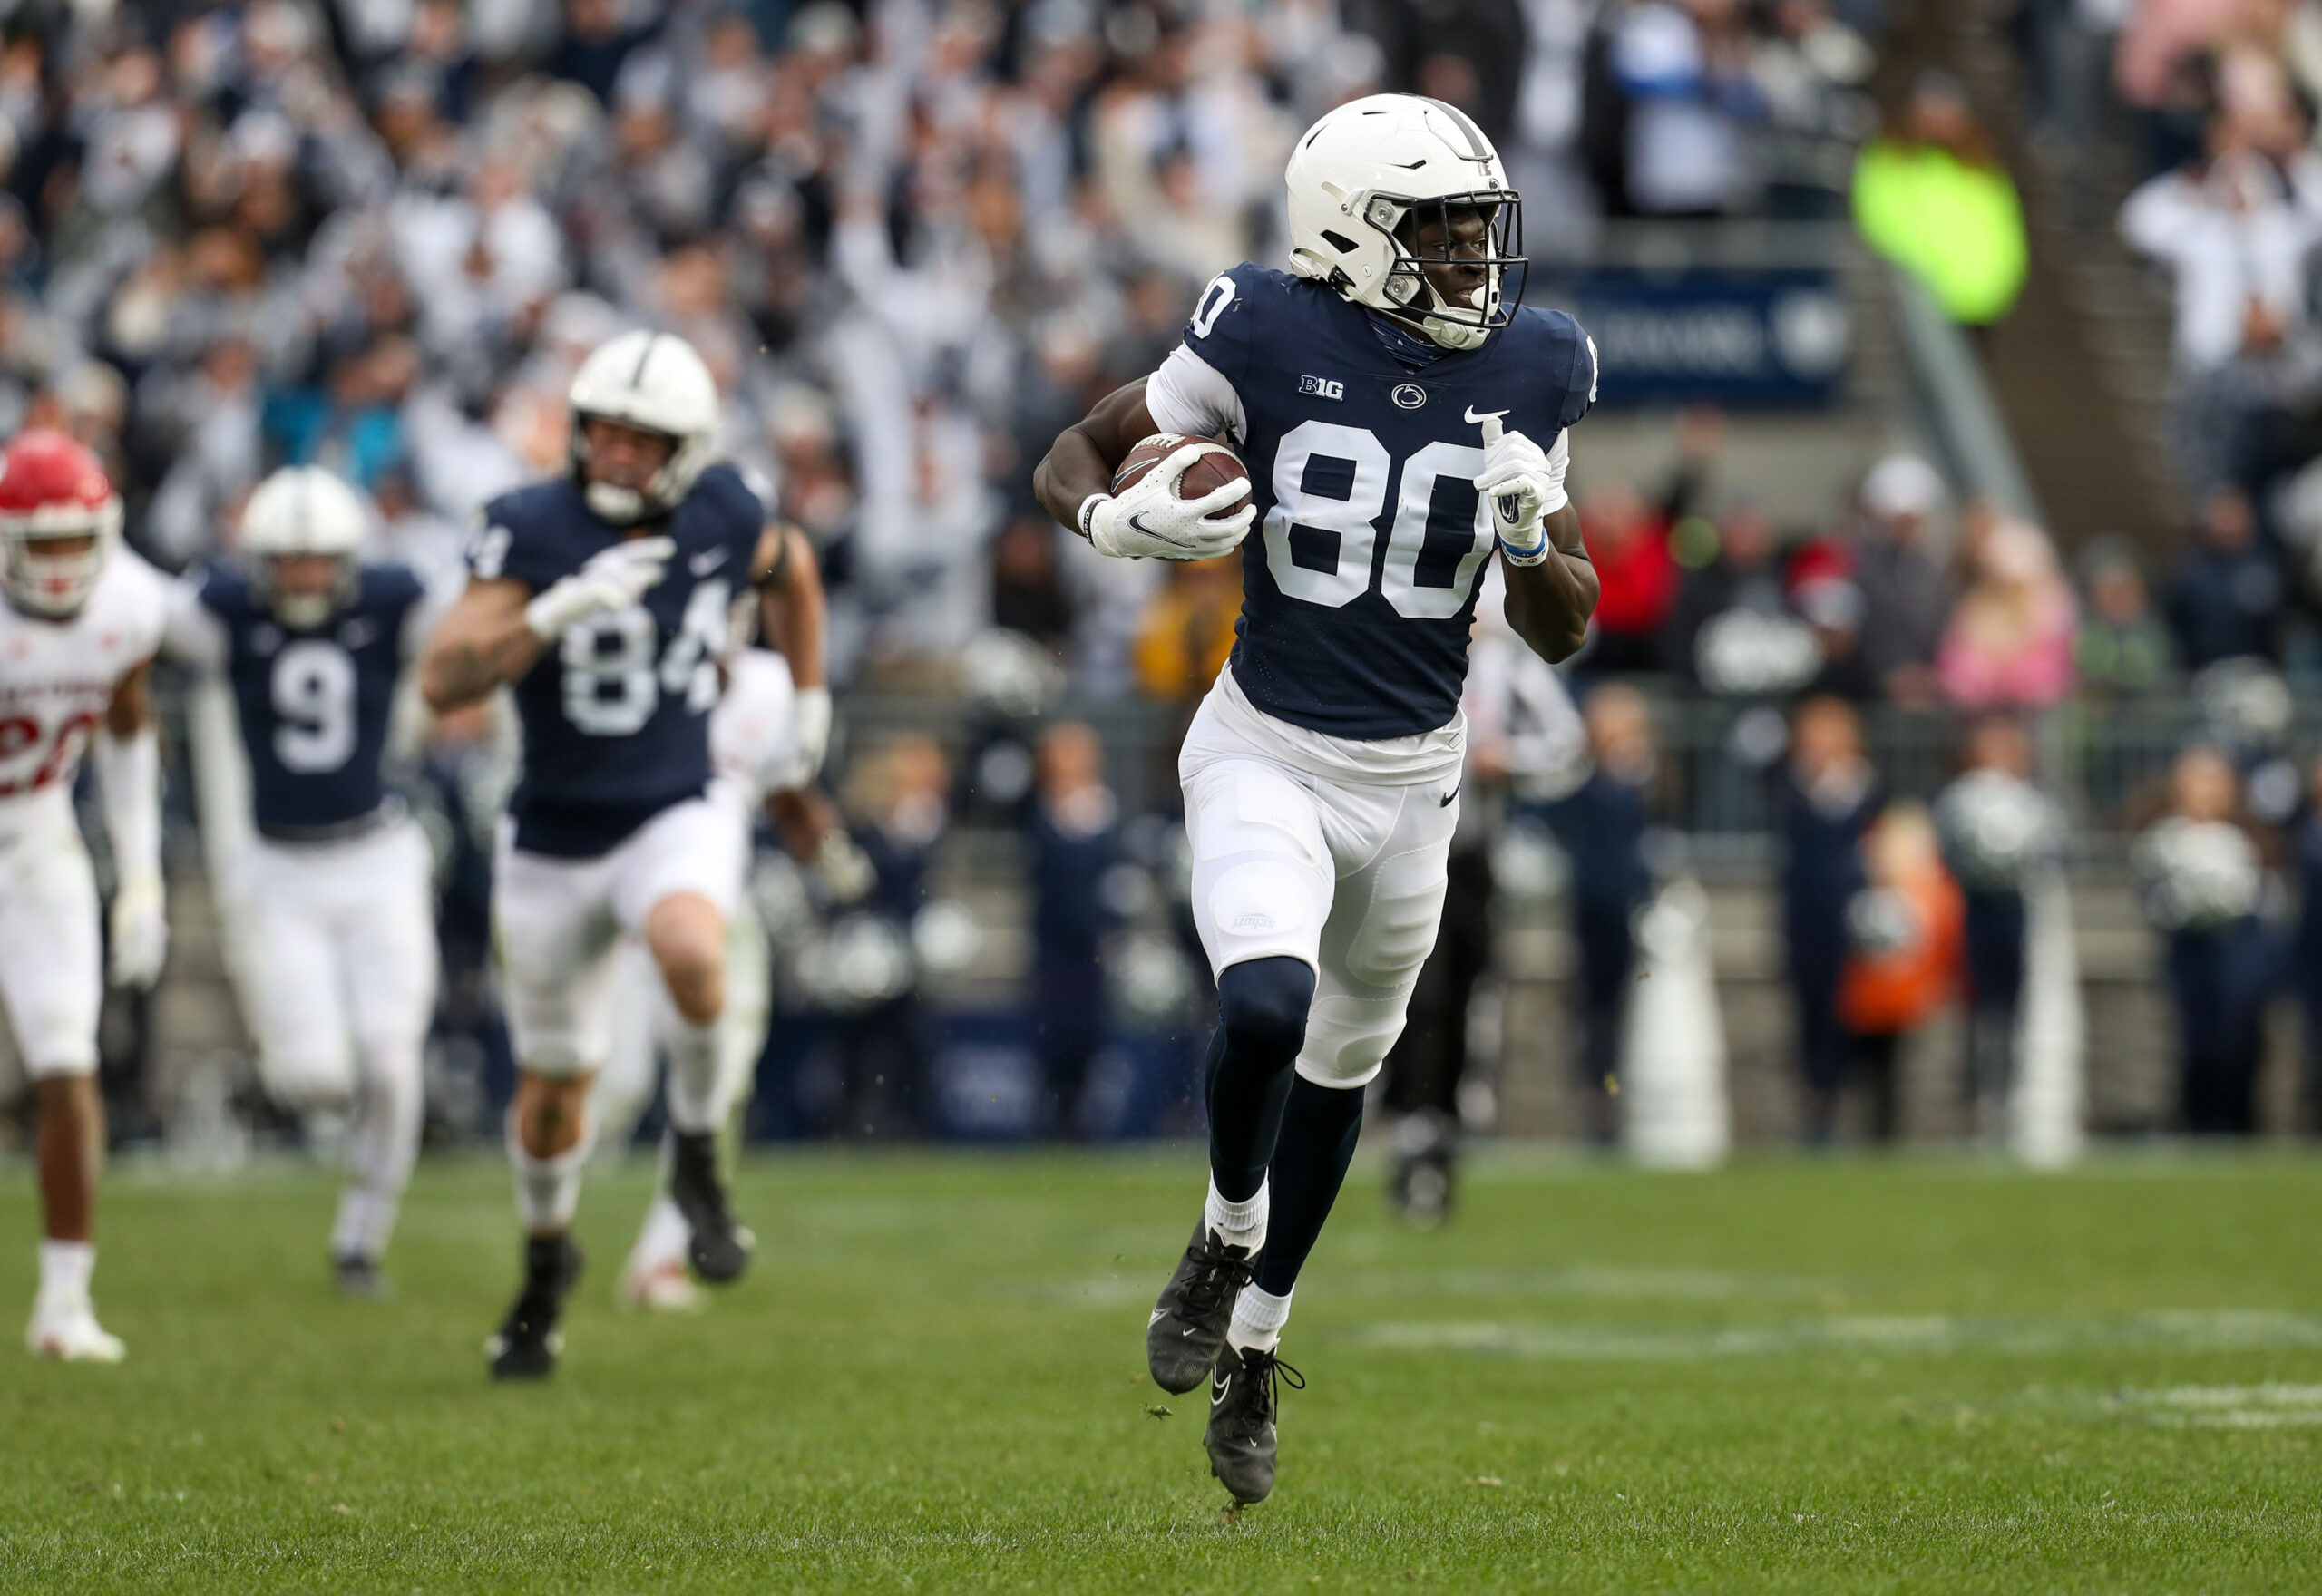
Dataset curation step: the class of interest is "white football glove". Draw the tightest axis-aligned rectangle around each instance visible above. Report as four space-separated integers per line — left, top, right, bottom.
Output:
523 537 675 640
785 686 832 790
1081 443 1254 560
814 830 876 906
1473 414 1569 567
108 872 168 990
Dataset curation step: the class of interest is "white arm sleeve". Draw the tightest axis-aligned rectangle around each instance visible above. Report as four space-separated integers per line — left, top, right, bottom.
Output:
95 725 163 887
160 578 229 671
1143 345 1248 446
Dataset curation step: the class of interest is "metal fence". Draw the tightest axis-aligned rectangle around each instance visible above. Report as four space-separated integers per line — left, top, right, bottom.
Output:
834 676 2322 875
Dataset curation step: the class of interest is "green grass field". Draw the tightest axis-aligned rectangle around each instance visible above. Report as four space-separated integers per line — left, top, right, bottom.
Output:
5 1147 2322 1593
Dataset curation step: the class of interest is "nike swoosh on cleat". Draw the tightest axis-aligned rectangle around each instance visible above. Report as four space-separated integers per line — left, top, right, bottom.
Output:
1464 405 1509 426
1149 1309 1167 1327
1213 1375 1231 1406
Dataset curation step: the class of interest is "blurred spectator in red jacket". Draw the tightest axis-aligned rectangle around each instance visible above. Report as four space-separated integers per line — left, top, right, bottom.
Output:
1579 481 1681 671
1578 405 1724 673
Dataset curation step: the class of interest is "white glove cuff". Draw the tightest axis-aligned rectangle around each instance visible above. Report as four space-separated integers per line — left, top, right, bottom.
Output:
94 725 162 887
1077 493 1108 541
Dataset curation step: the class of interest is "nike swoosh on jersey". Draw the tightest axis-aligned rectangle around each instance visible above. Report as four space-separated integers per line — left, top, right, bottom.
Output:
688 548 729 576
1464 405 1509 426
1440 786 1459 807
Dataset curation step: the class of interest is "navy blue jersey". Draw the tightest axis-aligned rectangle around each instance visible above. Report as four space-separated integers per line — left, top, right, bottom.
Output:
200 563 426 839
1166 264 1595 739
472 464 765 857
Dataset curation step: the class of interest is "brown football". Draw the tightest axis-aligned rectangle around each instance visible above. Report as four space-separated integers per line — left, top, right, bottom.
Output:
1112 432 1250 506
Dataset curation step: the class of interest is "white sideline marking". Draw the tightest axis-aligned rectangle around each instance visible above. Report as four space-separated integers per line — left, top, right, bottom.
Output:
2099 1384 2322 1428
1036 1263 1817 1310
1347 1311 2322 1361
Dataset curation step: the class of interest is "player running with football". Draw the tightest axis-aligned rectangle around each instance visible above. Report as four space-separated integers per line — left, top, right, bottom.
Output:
162 466 446 1297
1035 94 1599 1504
0 432 171 1361
420 330 828 1379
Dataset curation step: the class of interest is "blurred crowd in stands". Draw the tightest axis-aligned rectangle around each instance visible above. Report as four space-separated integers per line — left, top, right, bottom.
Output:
3 0 2319 1153
0 0 1896 702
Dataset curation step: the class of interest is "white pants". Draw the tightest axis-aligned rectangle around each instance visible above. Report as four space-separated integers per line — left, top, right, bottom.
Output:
235 819 438 1104
0 790 101 1078
493 794 744 1077
1179 709 1460 1090
591 893 772 1153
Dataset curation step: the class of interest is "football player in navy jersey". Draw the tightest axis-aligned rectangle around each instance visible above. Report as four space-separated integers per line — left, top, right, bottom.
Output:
163 467 445 1298
420 331 829 1380
1035 93 1600 1504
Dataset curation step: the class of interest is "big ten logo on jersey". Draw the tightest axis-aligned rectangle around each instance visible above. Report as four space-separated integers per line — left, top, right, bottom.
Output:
1299 375 1344 401
1261 421 1495 620
559 579 727 737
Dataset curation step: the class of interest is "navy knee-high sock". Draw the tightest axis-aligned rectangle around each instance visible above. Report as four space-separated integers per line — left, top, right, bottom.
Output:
1205 957 1315 1202
1253 1075 1366 1299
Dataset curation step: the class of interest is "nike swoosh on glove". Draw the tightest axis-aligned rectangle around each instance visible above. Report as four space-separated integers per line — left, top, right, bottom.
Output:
1473 415 1568 567
524 536 676 639
1085 444 1254 560
108 872 168 990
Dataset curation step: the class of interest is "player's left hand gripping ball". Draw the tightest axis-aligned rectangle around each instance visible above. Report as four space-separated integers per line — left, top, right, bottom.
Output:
1473 414 1568 567
108 872 168 989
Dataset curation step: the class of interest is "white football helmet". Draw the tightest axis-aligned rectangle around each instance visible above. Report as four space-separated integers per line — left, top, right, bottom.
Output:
1285 93 1526 352
567 330 721 525
240 465 368 629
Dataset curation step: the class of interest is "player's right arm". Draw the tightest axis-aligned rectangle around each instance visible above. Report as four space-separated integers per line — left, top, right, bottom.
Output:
420 532 677 713
418 577 551 714
1034 269 1257 560
1033 379 1159 530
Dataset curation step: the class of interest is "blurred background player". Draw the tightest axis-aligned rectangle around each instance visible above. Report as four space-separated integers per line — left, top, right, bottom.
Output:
1838 804 1962 1143
1783 696 1880 1143
0 432 170 1360
1380 576 1586 1221
2134 748 2270 1136
1546 680 1662 1147
1035 94 1599 1506
420 331 827 1379
161 466 444 1296
1025 721 1122 1140
1934 715 2066 1140
593 615 863 1315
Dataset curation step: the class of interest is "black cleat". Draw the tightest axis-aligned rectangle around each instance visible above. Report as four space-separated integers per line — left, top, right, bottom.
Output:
334 1253 389 1299
1146 1220 1254 1395
487 1234 582 1381
1205 1342 1303 1505
669 1131 755 1285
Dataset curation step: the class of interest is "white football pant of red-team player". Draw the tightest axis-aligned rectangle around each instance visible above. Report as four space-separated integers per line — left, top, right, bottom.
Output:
0 431 171 1363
